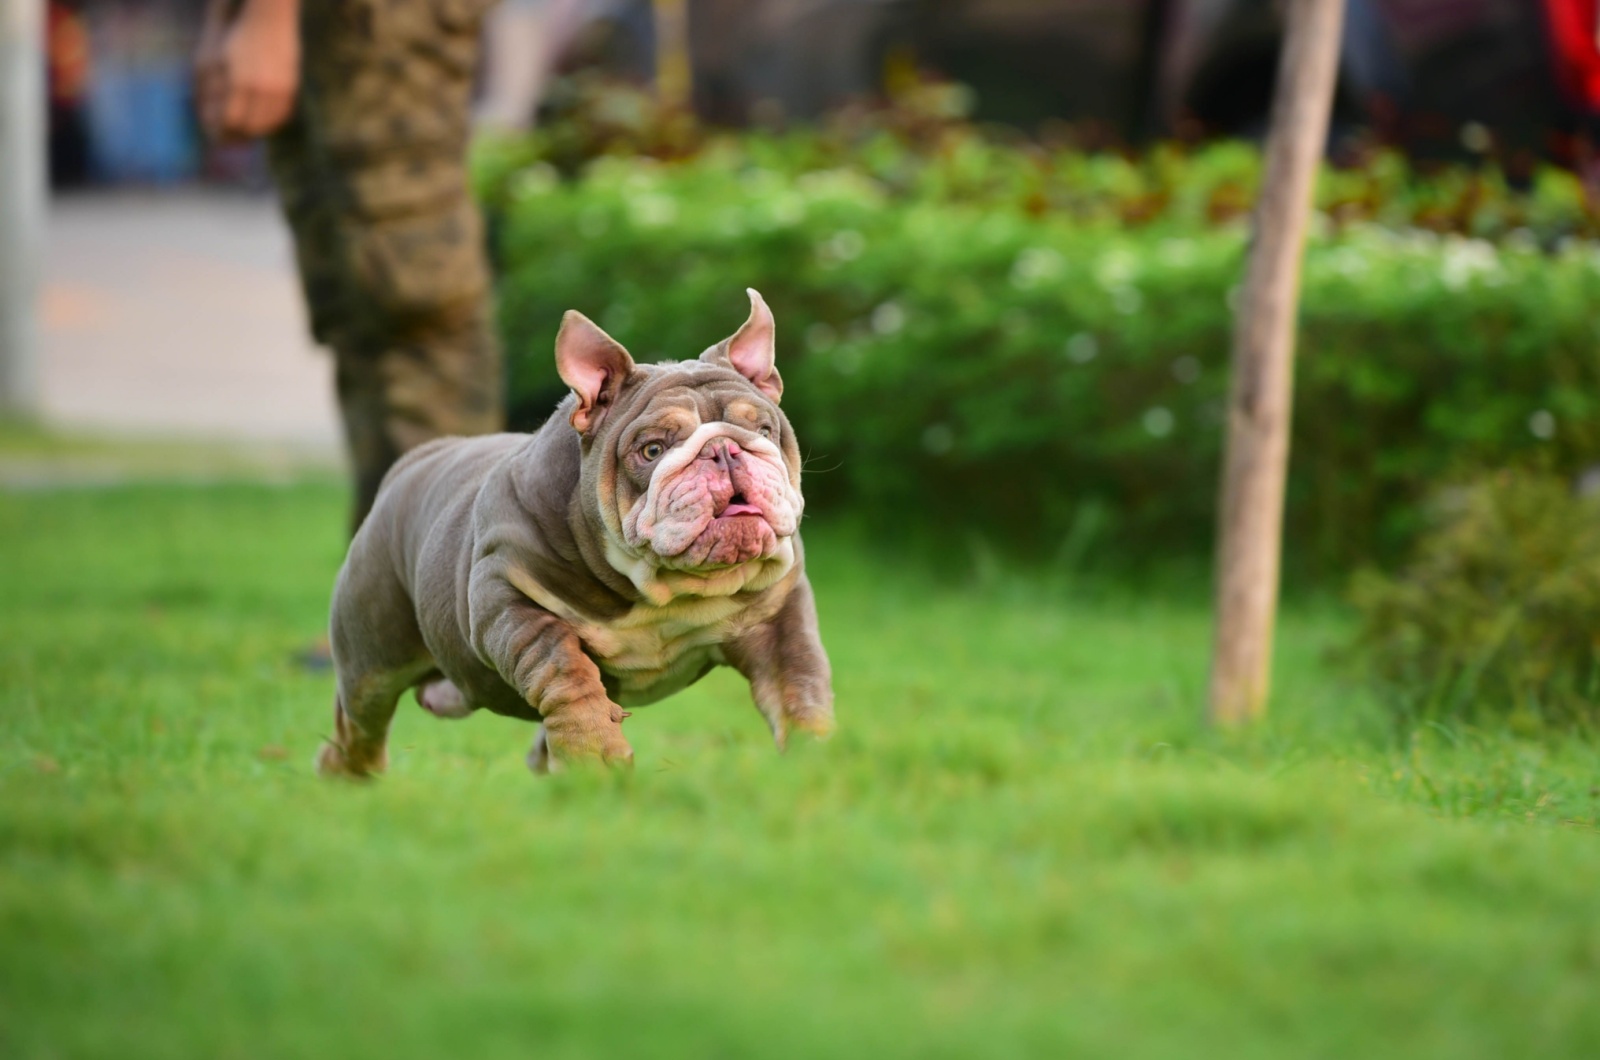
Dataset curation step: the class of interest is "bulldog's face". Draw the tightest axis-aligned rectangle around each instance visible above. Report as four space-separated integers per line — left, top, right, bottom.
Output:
555 290 804 597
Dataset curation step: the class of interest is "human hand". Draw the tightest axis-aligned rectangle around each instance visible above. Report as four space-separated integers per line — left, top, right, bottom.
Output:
194 0 300 143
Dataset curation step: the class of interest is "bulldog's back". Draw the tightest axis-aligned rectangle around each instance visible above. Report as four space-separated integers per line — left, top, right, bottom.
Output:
340 433 525 653
365 433 531 586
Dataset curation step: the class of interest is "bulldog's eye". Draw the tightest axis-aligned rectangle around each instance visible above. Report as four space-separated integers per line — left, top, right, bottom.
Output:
639 441 665 462
758 425 773 439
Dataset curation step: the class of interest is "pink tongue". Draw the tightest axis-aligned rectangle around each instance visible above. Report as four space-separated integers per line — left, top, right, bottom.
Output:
722 503 762 517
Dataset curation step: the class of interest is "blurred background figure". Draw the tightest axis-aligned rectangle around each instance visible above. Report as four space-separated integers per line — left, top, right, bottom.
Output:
46 1 93 188
194 0 505 532
1542 0 1600 197
47 0 202 186
538 0 1597 176
35 1 1600 189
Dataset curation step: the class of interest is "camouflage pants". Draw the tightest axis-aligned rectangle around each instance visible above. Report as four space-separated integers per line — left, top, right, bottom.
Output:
269 0 503 533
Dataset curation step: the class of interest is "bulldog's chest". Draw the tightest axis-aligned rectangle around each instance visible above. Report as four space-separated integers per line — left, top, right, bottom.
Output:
574 594 756 705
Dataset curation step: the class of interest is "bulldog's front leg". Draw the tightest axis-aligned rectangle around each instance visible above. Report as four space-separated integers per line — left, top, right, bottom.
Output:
473 586 633 769
726 574 835 749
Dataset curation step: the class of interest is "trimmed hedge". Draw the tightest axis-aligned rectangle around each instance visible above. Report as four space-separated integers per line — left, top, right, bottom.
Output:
486 148 1600 573
475 79 1600 243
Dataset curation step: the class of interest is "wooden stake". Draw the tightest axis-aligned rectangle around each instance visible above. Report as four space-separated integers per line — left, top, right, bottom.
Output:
1209 0 1346 724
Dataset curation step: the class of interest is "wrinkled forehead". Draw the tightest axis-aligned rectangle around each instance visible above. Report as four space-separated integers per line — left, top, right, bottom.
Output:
609 364 780 441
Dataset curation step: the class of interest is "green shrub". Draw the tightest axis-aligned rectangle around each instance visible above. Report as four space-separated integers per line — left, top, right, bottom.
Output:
475 77 1600 244
1349 472 1600 731
488 149 1600 573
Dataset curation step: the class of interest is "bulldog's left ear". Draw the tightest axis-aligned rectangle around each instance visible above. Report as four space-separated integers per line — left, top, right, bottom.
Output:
556 310 636 433
703 288 783 403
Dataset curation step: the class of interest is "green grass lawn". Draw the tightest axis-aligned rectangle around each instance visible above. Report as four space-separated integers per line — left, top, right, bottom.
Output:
3 472 1599 1059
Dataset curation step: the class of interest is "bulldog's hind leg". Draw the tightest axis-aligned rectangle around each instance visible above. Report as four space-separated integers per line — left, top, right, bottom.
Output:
317 679 404 778
321 568 432 778
322 659 440 776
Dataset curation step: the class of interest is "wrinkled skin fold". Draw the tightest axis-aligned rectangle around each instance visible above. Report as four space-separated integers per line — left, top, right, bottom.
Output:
623 421 800 569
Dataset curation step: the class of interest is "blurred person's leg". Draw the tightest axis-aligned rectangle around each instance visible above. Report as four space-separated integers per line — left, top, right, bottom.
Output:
331 311 502 531
269 0 503 534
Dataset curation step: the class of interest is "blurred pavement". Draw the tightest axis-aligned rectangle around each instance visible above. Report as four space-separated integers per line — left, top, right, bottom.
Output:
38 191 343 456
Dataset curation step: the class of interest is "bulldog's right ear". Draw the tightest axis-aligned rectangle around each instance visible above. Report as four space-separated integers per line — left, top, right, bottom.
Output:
702 288 783 402
555 311 636 433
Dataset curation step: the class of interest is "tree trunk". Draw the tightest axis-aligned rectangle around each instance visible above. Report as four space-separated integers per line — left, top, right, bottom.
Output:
1208 0 1347 724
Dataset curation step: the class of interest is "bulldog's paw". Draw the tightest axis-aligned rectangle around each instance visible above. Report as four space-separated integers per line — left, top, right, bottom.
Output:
545 731 635 770
770 701 835 750
766 672 835 749
315 738 386 779
787 705 836 739
541 701 635 770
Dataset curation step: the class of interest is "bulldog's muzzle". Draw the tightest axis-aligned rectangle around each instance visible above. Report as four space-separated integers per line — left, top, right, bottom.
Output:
623 423 802 570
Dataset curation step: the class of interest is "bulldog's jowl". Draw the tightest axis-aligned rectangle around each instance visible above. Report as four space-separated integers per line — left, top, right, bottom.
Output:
320 289 834 775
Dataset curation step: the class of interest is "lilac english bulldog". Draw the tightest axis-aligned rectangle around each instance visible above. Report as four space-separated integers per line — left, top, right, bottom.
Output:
319 289 834 775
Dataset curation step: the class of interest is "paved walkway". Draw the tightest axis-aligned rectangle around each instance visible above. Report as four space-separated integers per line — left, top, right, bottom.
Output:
38 191 343 455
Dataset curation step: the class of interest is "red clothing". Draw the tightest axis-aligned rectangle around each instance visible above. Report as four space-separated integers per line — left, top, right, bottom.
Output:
1544 0 1600 111
46 2 91 106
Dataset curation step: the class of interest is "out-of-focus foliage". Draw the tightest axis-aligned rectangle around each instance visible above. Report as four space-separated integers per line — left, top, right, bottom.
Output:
1350 473 1600 731
475 77 1600 241
478 80 1600 572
